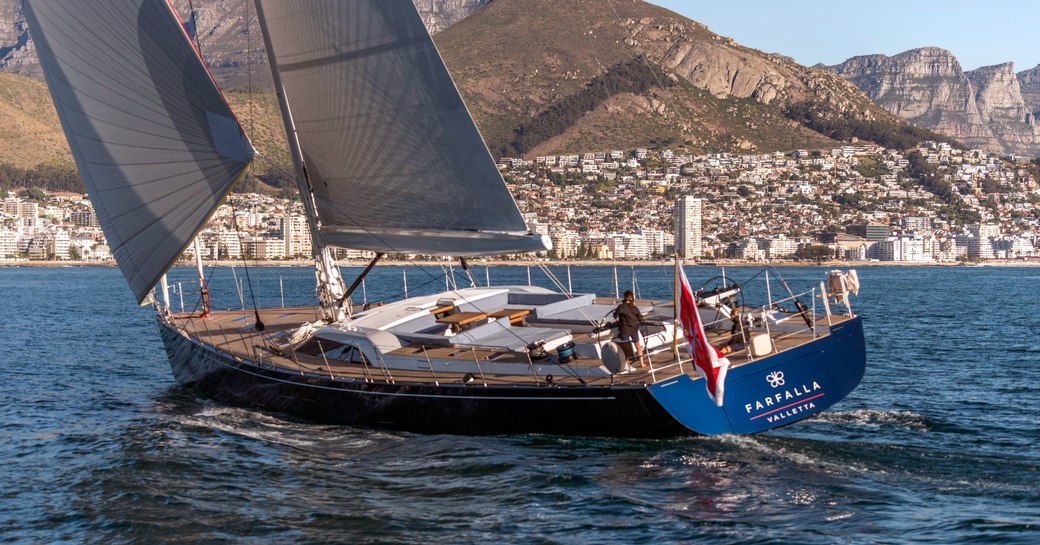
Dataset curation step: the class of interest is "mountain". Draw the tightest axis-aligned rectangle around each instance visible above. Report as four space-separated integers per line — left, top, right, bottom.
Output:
0 0 489 87
1017 64 1040 115
433 0 950 157
0 0 952 176
828 48 1040 157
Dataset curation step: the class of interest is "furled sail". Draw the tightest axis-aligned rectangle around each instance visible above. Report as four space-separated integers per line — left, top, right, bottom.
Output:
255 0 549 256
25 0 254 303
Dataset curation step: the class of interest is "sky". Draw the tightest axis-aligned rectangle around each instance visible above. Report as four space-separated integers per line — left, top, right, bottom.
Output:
649 0 1040 72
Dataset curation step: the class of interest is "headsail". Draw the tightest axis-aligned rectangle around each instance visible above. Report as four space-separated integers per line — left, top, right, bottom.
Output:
25 0 254 303
255 0 549 256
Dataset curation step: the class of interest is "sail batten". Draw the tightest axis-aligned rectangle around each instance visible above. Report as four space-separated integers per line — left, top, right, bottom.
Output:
276 35 433 73
256 0 548 256
26 0 254 303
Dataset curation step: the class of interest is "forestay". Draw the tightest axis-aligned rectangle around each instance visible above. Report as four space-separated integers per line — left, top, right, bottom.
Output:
254 0 549 256
25 0 254 303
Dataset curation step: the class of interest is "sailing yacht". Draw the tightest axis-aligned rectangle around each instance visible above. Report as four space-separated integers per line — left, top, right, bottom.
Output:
25 0 866 437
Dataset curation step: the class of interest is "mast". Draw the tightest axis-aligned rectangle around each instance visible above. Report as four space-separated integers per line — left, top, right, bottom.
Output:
253 0 347 322
673 253 680 359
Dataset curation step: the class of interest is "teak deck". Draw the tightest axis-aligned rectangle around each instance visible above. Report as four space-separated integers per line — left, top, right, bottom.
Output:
171 307 850 388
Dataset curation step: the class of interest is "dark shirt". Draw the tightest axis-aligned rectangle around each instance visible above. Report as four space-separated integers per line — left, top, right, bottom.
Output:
729 313 747 345
613 302 644 337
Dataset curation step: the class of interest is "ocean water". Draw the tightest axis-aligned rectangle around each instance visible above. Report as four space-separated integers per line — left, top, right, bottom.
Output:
0 264 1037 544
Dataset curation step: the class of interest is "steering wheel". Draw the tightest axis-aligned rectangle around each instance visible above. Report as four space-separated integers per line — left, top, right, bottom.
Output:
695 275 746 326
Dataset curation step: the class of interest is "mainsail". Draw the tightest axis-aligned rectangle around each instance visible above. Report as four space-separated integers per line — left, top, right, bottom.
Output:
25 0 254 303
254 0 549 256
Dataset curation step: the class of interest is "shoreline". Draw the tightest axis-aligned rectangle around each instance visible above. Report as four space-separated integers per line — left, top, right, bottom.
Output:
3 259 1040 268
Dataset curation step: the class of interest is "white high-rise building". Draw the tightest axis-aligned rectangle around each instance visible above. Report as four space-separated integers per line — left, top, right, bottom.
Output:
674 196 702 259
282 213 311 258
642 229 672 257
2 198 38 219
0 229 19 258
550 228 580 259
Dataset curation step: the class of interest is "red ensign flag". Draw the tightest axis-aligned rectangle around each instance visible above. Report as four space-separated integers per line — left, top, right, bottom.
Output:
677 264 730 406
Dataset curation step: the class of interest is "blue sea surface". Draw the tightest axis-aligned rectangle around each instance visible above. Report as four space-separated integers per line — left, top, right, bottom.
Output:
1 264 1038 544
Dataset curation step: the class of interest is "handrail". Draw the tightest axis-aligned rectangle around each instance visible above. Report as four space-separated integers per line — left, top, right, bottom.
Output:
470 347 489 387
316 340 336 380
370 351 395 384
419 346 439 386
352 344 373 383
658 282 826 384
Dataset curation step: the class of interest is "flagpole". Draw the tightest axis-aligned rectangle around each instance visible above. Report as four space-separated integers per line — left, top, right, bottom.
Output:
673 252 679 360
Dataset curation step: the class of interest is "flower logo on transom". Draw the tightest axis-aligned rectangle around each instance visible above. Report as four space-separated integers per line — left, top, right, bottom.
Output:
766 371 785 388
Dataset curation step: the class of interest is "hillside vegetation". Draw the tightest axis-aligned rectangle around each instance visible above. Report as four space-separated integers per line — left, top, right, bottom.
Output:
0 76 293 195
0 73 73 169
499 55 671 156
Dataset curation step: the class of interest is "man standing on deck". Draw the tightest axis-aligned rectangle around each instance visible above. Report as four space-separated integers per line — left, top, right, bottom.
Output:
614 290 649 368
720 306 748 355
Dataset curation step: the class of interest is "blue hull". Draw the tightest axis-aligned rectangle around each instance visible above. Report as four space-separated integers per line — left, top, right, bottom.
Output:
648 317 866 434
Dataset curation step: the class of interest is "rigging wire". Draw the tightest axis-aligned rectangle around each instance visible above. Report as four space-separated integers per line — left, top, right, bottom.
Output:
603 0 670 91
574 0 617 109
537 264 600 326
227 193 265 330
186 0 204 53
245 0 256 150
188 0 265 332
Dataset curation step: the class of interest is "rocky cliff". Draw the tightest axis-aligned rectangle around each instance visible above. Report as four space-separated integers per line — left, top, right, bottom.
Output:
0 0 488 87
829 48 1040 156
1017 64 1040 116
414 0 490 33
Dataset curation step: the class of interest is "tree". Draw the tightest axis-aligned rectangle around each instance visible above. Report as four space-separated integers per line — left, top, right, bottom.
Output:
833 191 864 210
20 187 47 201
497 55 672 156
853 157 889 178
907 151 956 204
784 100 958 150
795 245 834 261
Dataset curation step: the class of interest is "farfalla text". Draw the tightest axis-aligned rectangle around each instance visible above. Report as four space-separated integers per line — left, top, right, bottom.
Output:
745 381 823 414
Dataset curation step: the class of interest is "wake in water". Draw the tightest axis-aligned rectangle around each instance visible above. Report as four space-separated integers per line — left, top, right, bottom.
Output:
149 388 401 453
811 409 932 431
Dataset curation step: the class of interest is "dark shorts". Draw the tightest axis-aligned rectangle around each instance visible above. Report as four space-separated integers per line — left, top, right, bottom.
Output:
618 333 640 343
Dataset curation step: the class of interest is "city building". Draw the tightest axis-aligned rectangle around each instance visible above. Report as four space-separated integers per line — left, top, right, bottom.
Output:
847 224 891 241
674 196 702 260
282 213 311 258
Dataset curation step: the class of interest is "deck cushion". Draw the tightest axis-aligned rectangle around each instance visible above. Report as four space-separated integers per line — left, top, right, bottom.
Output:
451 321 570 352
